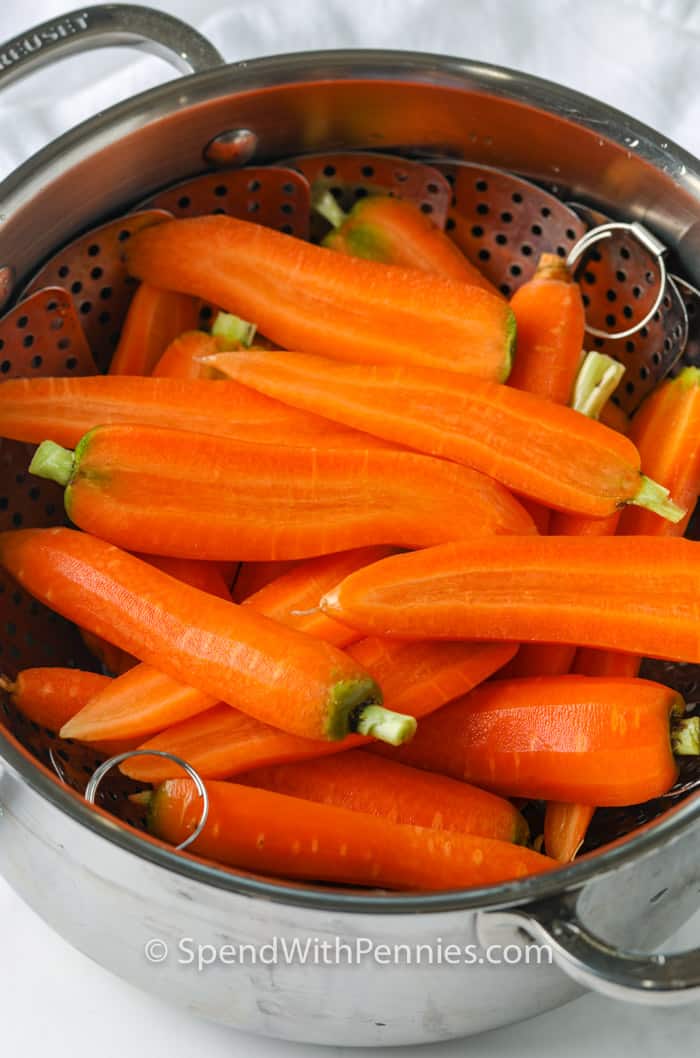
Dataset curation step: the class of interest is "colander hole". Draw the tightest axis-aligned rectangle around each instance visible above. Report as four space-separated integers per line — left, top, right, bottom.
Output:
590 250 602 263
531 224 542 236
98 312 111 325
521 245 533 257
282 182 296 194
117 230 131 242
50 318 63 331
395 170 408 183
623 306 633 319
593 336 605 348
471 225 484 238
500 283 511 296
566 228 577 240
0 339 4 350
652 351 661 365
605 313 616 327
30 355 42 369
673 323 684 338
446 218 456 231
475 180 488 192
540 206 551 218
606 289 617 302
90 267 103 280
57 338 70 351
177 197 191 210
645 271 655 283
99 287 112 301
10 513 21 527
15 473 24 485
640 366 649 380
500 211 513 224
2 359 12 374
512 192 523 204
664 338 672 352
80 302 92 315
360 165 374 178
556 246 566 257
23 335 34 348
652 310 660 322
280 224 294 235
426 182 440 194
478 249 490 262
353 188 368 200
663 295 671 309
16 315 28 329
280 203 294 215
582 293 590 307
44 503 56 516
616 270 627 282
476 203 489 216
420 203 433 215
29 487 39 501
625 381 635 395
247 202 260 214
626 340 636 353
46 301 58 312
11 590 20 605
584 271 596 285
620 247 631 260
0 497 7 509
640 326 649 338
58 265 70 278
214 185 227 198
87 244 100 257
450 193 457 208
322 166 336 177
495 234 507 246
65 357 78 371
510 264 522 277
71 281 82 294
248 179 262 192
445 172 456 186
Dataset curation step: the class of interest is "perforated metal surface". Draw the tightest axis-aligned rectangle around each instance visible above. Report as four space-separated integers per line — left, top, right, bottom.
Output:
23 211 172 372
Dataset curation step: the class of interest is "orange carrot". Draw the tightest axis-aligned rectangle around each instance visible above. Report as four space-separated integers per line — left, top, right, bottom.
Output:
241 751 528 842
544 802 595 862
0 667 136 755
210 349 682 520
0 528 409 744
109 283 200 375
65 549 395 743
80 630 136 676
151 331 218 379
122 642 516 783
0 375 387 450
317 192 498 293
233 561 299 601
376 676 695 805
509 254 585 404
140 554 232 600
320 536 700 662
30 424 535 561
144 778 557 889
125 215 515 381
571 650 641 678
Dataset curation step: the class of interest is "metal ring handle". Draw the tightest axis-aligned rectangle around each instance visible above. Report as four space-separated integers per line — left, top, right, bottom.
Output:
567 221 668 341
0 4 224 92
483 897 700 1005
85 750 210 852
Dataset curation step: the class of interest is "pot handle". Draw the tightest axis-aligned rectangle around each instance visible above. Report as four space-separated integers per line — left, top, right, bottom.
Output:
0 4 224 91
482 893 700 1005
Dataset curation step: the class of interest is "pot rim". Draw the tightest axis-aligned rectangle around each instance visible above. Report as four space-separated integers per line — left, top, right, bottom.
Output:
1 47 699 913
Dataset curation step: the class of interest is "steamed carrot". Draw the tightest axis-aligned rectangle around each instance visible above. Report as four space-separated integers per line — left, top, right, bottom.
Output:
0 667 136 755
30 425 536 561
508 254 585 404
320 536 700 662
0 528 410 744
109 283 200 375
317 192 498 293
141 554 232 600
233 561 299 601
376 676 695 805
0 376 387 450
210 349 683 521
151 331 218 379
242 548 393 647
571 650 641 678
144 778 556 889
80 630 136 676
59 546 401 745
124 215 515 381
544 802 595 862
241 751 528 842
121 642 517 783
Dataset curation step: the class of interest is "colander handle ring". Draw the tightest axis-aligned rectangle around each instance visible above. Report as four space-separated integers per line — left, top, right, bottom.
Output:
85 749 210 852
0 4 224 91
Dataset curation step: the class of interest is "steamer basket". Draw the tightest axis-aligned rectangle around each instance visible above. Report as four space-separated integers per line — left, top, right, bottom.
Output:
0 4 699 1046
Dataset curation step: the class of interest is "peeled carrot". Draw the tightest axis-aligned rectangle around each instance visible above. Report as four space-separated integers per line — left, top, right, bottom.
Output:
508 254 585 404
211 349 682 521
151 331 218 379
125 215 515 381
66 548 395 744
233 561 299 601
316 192 498 293
80 630 136 676
109 283 200 376
377 676 697 805
544 802 595 862
144 778 556 889
0 667 136 755
241 751 528 842
320 536 700 663
0 528 411 744
0 376 386 450
141 554 232 600
242 548 393 648
121 642 516 783
572 650 641 679
29 424 535 561
619 367 700 536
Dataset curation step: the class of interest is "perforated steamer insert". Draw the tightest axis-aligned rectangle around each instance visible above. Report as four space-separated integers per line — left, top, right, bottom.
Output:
0 152 698 848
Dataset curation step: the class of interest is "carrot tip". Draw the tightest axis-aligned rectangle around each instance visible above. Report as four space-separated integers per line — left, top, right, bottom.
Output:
326 677 382 741
129 791 154 807
211 311 257 349
672 715 700 756
313 187 348 230
571 351 625 419
29 440 75 487
630 475 686 524
354 704 417 746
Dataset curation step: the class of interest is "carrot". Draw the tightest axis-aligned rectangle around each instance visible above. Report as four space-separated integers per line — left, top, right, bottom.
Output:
109 283 200 376
124 215 515 381
375 676 698 805
233 561 299 601
0 667 136 755
140 554 232 600
320 536 700 663
508 254 585 404
619 367 700 536
121 642 516 783
315 192 498 293
544 802 595 862
241 751 528 842
571 650 641 679
151 331 218 379
64 549 397 744
0 528 411 744
0 376 387 450
242 548 393 648
80 630 136 676
144 778 557 889
29 425 535 561
210 349 683 521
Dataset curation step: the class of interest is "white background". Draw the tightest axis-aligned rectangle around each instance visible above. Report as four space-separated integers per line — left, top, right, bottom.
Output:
2 0 700 1053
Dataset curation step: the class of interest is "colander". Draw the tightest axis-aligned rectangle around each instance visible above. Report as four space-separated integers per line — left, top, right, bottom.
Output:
0 4 700 1047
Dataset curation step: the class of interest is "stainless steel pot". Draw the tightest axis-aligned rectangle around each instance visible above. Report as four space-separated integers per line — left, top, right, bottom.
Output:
0 5 699 1046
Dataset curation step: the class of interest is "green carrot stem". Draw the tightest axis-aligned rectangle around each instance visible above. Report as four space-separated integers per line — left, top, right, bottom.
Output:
671 715 700 756
313 188 348 230
212 311 257 349
571 351 626 419
354 704 417 746
29 441 75 487
630 475 686 524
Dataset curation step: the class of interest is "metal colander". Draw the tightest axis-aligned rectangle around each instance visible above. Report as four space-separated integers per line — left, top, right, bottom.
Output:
0 151 698 852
